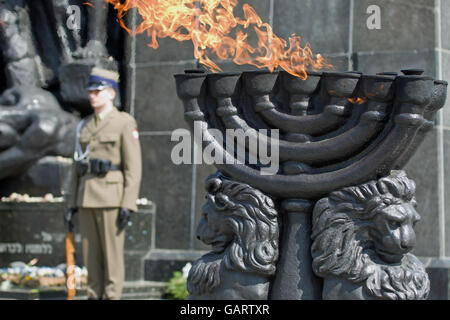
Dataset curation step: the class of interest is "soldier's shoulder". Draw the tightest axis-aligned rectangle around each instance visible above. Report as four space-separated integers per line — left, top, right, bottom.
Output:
118 110 137 125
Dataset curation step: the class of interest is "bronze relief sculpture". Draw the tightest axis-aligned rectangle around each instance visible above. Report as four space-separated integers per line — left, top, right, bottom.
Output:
0 0 123 196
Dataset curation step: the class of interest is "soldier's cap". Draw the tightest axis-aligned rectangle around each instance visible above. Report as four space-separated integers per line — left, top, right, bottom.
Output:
86 67 119 91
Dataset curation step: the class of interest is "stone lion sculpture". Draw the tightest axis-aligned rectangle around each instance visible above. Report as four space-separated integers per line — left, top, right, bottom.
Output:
187 172 280 299
311 170 430 300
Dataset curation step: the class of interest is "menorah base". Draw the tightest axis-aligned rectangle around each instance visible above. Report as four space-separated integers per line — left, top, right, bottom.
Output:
270 206 322 300
187 170 430 300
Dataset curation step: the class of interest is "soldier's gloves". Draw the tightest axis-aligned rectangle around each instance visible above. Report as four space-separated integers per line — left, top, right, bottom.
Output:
64 208 78 229
118 208 131 229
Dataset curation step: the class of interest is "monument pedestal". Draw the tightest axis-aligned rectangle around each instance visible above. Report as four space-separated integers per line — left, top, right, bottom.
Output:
143 249 206 282
0 201 161 299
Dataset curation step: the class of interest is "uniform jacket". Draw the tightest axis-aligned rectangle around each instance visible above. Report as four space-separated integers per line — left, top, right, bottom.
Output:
68 107 142 212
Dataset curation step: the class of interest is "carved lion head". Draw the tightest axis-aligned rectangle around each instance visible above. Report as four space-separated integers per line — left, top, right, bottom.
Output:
311 170 429 300
188 172 279 296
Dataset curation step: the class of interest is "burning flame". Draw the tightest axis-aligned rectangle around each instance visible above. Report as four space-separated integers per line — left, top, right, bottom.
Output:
348 97 366 105
104 0 332 79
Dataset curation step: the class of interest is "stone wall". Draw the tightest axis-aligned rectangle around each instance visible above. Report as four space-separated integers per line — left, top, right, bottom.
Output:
123 0 450 298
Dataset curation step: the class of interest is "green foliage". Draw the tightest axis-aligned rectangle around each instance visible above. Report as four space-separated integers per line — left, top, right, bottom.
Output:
165 271 189 300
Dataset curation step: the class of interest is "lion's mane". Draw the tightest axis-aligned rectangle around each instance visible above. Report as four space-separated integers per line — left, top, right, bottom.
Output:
311 171 429 300
188 172 279 297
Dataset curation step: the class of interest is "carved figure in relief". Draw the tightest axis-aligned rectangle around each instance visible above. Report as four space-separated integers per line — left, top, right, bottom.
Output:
188 172 280 300
311 170 430 300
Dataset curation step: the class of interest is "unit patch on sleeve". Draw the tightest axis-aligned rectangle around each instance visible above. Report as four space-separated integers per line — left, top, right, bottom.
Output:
132 129 139 140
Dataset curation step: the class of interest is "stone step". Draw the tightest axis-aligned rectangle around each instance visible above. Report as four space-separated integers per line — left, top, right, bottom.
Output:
121 281 168 300
0 287 87 300
0 280 168 300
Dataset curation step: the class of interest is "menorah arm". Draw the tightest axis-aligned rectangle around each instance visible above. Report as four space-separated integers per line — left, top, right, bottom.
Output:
185 105 425 198
395 80 448 168
217 106 386 165
177 72 432 199
256 105 348 135
393 111 437 169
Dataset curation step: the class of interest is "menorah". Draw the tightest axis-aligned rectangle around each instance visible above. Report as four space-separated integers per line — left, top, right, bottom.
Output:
175 68 447 300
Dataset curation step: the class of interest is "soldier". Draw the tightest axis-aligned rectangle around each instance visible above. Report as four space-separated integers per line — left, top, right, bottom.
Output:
65 67 142 300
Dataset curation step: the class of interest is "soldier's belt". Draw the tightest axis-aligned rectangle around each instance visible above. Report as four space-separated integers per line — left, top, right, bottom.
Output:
89 158 122 175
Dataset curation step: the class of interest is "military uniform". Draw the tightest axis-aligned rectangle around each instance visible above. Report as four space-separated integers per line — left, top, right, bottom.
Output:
69 108 141 211
67 69 142 300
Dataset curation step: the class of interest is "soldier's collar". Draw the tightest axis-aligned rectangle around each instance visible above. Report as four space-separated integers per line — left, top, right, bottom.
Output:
96 105 113 120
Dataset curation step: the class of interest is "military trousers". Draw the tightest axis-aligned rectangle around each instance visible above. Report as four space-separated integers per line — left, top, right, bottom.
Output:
79 208 125 300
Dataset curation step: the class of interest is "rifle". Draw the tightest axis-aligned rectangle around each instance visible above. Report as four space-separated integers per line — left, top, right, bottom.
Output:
65 211 76 300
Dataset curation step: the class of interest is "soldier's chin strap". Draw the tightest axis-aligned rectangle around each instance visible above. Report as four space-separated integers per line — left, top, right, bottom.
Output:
74 118 90 162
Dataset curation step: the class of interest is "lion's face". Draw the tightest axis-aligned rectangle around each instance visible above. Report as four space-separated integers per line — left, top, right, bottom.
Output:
311 172 430 299
369 201 420 263
196 201 234 254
